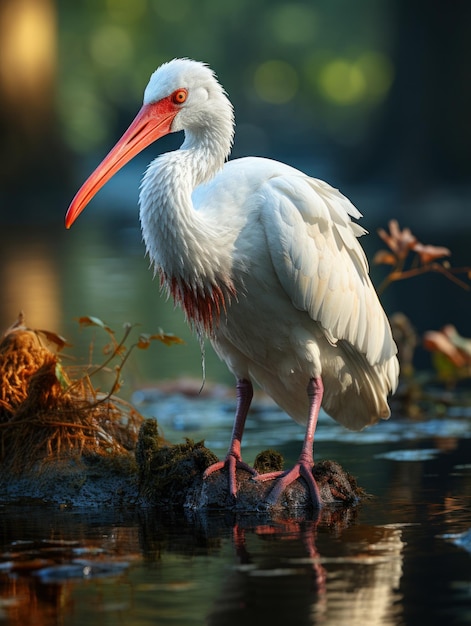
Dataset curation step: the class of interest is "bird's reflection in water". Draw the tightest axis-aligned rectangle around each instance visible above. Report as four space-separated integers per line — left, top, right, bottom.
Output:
0 505 404 625
203 508 403 626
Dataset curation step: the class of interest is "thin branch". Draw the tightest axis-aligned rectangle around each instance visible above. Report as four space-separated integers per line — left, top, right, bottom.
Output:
379 263 470 293
63 324 135 396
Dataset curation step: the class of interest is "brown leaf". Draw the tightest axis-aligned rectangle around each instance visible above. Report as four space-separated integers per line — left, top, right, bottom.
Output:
77 316 114 335
377 220 417 260
37 329 72 351
138 332 184 349
137 335 152 350
373 250 397 266
441 325 471 359
423 330 468 367
412 243 451 265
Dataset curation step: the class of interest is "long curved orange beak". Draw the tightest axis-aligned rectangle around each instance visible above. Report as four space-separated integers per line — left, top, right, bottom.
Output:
65 99 178 228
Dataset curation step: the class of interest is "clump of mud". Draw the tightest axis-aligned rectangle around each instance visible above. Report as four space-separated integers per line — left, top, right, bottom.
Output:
136 419 365 512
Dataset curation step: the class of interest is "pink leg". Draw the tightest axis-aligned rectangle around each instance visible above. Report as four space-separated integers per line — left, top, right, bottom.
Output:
256 377 323 508
203 379 258 498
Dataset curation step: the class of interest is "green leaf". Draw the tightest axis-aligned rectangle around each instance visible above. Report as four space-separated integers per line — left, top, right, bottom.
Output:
431 352 459 383
55 362 71 390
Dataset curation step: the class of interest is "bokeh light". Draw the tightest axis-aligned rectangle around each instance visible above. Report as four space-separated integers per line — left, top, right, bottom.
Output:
317 51 394 106
0 0 55 109
253 60 299 104
89 24 134 69
355 51 394 102
269 4 317 45
50 1 400 157
318 58 366 105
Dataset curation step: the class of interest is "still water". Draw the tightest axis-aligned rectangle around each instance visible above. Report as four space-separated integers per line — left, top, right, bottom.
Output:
2 407 471 625
1 218 471 624
0 220 235 389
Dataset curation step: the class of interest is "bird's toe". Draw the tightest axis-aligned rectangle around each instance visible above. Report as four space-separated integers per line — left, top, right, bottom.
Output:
203 454 258 499
263 462 323 509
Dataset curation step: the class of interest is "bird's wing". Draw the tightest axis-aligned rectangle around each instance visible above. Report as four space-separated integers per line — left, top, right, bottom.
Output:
260 174 396 365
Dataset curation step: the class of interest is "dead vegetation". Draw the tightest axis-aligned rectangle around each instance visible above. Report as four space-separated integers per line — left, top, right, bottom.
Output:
0 314 178 473
374 221 471 413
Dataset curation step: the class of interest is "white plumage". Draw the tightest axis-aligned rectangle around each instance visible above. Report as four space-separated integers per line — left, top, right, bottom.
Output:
66 58 399 507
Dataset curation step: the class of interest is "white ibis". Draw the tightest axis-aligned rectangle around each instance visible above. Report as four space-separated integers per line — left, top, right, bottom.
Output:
65 58 399 508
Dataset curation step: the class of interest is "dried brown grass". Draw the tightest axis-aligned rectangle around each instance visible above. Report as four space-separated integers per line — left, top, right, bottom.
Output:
0 321 143 472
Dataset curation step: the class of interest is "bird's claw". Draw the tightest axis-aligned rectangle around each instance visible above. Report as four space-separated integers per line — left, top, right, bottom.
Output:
254 462 322 509
203 454 258 499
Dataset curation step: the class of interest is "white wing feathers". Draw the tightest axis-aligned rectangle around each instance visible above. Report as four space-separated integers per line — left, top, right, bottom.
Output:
260 174 396 367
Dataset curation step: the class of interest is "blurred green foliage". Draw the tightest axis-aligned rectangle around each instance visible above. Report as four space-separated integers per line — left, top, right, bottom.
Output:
56 0 394 155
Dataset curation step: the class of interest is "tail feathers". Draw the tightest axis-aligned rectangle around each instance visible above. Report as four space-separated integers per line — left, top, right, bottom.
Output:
322 341 399 431
247 340 399 433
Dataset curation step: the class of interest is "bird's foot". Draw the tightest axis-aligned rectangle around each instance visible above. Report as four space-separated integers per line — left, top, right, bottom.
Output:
203 453 258 500
254 460 322 509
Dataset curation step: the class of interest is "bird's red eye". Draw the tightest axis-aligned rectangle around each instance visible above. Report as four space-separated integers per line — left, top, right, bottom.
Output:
172 89 188 104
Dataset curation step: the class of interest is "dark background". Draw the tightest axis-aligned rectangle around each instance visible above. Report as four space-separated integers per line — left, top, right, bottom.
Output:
0 0 470 376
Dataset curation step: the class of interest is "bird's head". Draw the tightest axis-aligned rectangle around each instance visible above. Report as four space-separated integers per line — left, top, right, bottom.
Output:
65 58 234 228
144 59 233 137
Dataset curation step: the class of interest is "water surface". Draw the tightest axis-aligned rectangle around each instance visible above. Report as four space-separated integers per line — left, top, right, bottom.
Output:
1 217 471 624
1 399 471 625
